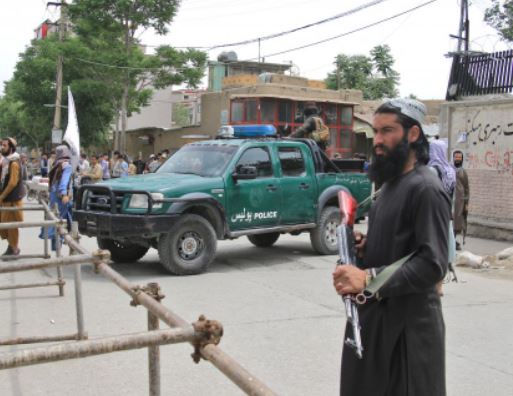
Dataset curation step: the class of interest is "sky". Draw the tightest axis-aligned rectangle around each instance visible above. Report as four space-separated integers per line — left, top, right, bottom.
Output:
1 0 511 99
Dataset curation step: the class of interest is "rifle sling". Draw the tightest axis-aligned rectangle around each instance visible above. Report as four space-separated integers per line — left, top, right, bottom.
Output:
364 252 416 296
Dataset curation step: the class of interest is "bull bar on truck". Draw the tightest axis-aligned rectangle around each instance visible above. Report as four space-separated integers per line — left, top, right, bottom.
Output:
75 185 219 238
75 185 179 238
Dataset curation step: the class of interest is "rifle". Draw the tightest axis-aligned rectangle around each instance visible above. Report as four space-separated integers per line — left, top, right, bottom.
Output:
336 190 364 359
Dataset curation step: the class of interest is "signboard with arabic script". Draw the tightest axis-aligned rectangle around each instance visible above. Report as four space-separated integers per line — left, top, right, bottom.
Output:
450 102 513 175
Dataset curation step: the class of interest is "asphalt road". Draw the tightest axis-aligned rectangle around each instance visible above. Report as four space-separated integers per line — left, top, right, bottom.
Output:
1 210 512 395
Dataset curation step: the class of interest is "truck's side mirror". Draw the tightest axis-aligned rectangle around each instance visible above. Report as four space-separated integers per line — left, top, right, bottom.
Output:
232 165 257 182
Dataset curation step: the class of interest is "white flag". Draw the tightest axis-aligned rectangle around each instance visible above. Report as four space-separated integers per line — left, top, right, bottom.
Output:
63 86 80 170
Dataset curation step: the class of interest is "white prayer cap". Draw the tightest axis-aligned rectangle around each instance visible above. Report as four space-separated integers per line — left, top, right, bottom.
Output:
383 98 427 126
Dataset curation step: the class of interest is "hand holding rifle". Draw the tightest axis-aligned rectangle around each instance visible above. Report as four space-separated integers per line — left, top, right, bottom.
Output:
332 190 367 359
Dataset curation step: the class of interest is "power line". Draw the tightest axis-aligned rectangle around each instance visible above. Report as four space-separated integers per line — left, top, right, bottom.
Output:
259 0 440 59
70 57 204 73
206 0 390 50
141 0 389 50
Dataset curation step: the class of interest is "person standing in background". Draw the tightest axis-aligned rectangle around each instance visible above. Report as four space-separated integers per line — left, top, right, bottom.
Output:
47 150 56 172
47 145 73 249
81 154 103 184
111 151 128 178
100 153 111 180
0 137 25 256
453 150 470 250
40 153 49 177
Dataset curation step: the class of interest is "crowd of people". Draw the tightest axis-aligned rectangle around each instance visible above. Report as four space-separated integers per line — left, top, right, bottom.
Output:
20 149 173 184
0 146 175 257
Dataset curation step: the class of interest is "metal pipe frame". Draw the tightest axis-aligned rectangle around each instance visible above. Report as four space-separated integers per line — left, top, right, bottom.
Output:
0 254 93 274
0 328 198 369
0 205 45 211
0 280 64 291
0 219 62 230
15 201 278 396
1 254 50 261
0 333 81 346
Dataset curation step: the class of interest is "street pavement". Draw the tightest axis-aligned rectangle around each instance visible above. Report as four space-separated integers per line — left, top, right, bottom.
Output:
1 210 512 395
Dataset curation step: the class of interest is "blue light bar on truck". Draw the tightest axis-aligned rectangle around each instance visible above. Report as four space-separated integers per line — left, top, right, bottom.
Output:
217 124 277 138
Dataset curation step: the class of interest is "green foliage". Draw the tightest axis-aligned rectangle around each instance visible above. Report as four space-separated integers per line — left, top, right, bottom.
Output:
173 103 190 127
325 45 400 100
484 0 513 42
68 0 180 38
1 36 117 148
0 0 207 150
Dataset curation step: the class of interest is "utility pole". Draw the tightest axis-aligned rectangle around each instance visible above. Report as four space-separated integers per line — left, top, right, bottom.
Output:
48 1 67 144
456 0 469 54
336 57 341 90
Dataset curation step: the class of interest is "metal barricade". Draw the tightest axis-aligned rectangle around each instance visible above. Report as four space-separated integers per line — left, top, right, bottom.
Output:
0 200 276 396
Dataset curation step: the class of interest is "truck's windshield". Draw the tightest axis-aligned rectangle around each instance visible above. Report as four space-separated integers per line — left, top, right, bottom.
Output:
157 144 238 177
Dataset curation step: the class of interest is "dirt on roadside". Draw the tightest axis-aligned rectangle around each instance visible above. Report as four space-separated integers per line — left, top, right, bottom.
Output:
457 255 513 281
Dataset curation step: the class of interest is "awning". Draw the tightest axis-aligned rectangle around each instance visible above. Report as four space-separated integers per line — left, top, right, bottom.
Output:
354 119 373 139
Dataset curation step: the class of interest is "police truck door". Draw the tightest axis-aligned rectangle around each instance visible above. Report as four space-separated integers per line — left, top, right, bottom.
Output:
225 146 282 230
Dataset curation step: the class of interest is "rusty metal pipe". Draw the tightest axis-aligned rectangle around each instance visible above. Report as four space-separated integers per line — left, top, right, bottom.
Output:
71 222 86 340
148 311 161 396
1 254 50 262
201 345 277 396
0 333 81 346
55 227 64 296
96 262 189 328
0 280 64 291
41 201 277 396
0 205 45 211
0 254 93 274
0 328 198 369
0 220 61 230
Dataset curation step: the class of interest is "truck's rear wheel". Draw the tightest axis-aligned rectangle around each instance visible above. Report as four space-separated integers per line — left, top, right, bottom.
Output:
310 206 340 255
97 238 149 263
247 232 280 247
158 214 217 275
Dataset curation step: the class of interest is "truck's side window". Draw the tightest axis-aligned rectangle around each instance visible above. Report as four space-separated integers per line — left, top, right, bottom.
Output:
278 147 306 177
236 147 273 178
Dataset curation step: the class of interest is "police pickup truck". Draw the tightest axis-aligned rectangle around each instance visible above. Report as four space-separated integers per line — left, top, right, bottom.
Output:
75 125 371 275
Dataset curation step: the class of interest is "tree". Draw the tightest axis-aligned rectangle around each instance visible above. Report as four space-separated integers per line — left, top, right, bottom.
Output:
69 0 182 151
325 45 400 100
173 103 191 127
1 36 120 149
484 1 513 42
1 1 207 151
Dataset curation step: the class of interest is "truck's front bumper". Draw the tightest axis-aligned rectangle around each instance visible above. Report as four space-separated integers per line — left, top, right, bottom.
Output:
75 210 180 238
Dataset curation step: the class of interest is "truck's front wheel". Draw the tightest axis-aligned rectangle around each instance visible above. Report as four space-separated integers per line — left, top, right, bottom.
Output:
310 206 340 255
158 214 217 275
97 238 149 263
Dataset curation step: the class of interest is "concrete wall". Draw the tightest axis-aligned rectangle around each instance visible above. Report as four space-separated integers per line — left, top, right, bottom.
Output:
126 87 173 131
442 97 513 241
126 127 207 159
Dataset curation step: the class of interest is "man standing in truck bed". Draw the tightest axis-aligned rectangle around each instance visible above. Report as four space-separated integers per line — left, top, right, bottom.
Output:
332 98 450 396
289 102 330 151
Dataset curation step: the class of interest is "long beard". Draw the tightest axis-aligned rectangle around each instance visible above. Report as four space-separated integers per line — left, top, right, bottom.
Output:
454 161 462 168
368 138 410 185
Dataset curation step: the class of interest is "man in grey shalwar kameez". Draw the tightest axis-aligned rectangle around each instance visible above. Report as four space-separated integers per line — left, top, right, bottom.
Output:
333 98 450 396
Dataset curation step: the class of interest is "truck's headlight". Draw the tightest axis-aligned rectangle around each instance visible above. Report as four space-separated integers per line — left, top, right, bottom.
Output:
128 194 148 209
128 193 163 210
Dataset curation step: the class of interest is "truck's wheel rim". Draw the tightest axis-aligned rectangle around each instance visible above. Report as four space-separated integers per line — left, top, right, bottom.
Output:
325 219 338 248
178 231 203 260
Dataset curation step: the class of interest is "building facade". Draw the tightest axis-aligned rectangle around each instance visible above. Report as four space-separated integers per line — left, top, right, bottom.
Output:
442 97 513 241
